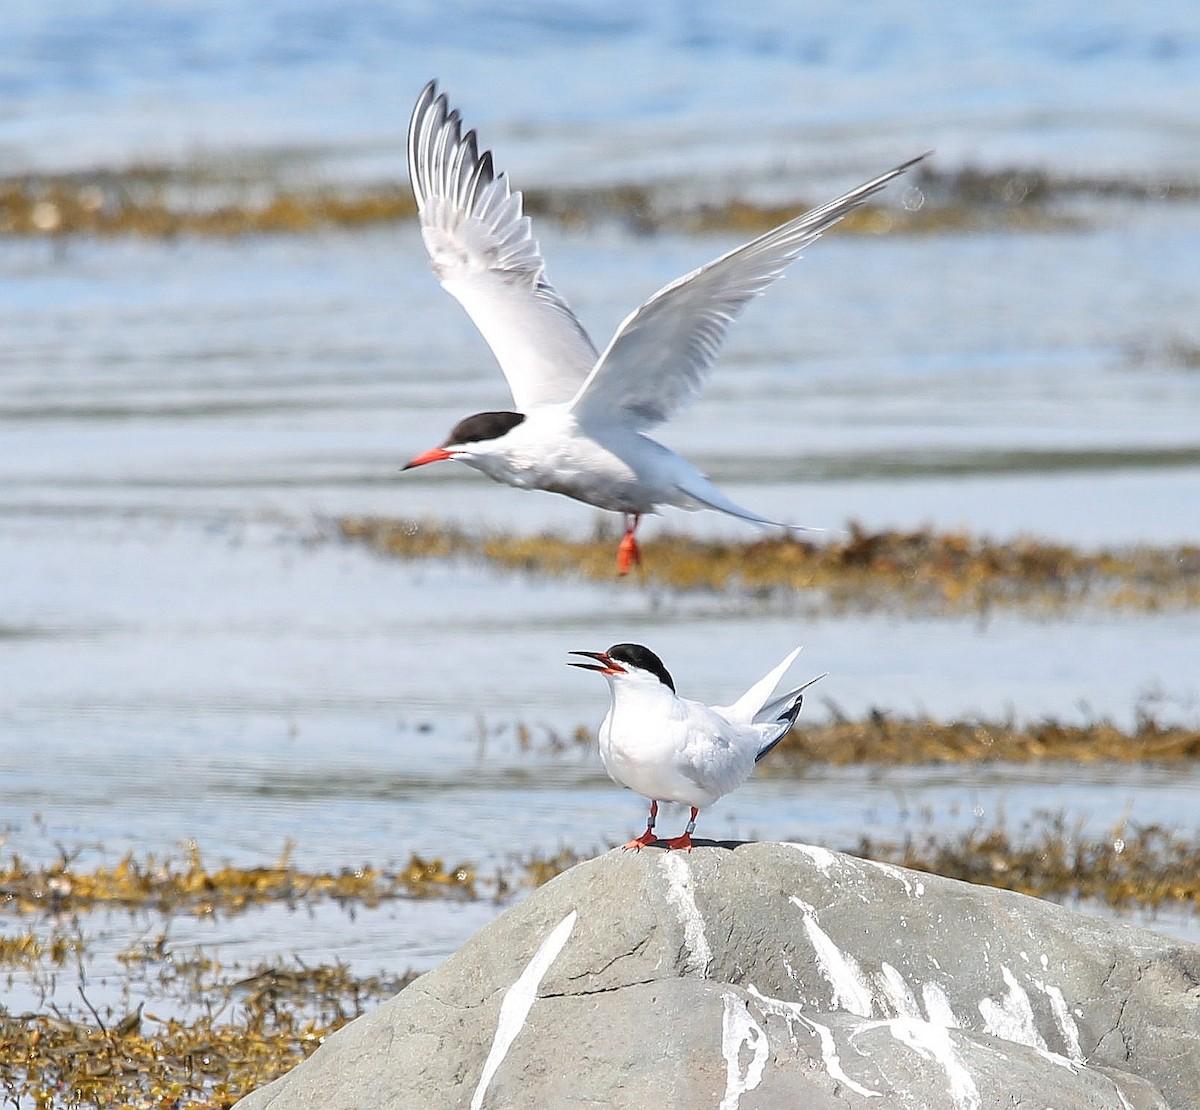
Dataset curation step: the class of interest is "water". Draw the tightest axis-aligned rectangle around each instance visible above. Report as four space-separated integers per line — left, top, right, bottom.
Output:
3 1 1200 1017
3 2 1199 182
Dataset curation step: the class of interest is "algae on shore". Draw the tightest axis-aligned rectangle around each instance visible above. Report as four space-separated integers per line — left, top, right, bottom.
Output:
768 712 1200 767
0 949 412 1110
335 516 1200 615
0 841 476 918
6 160 1186 240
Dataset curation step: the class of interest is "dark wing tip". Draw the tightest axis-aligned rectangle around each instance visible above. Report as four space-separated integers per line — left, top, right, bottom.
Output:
901 149 935 172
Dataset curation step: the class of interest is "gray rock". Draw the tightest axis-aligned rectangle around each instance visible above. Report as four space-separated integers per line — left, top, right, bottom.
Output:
234 842 1200 1109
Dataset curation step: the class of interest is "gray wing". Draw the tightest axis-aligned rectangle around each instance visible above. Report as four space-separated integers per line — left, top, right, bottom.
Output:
408 81 599 408
569 153 929 429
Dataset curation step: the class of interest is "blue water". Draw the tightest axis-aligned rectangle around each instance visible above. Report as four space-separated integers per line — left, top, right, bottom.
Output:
3 1 1199 182
2 0 1199 1018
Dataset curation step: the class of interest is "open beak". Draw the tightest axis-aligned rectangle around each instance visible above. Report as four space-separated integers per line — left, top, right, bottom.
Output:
568 650 624 675
402 446 453 471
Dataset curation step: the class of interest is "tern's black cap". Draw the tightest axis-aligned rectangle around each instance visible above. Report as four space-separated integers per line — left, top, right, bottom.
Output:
445 410 525 446
606 643 675 692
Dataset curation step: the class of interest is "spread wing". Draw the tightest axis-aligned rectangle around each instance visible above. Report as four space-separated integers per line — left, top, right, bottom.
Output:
569 153 929 429
407 81 598 408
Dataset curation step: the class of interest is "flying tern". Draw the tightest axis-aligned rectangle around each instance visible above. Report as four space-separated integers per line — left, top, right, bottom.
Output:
570 642 825 850
404 80 927 573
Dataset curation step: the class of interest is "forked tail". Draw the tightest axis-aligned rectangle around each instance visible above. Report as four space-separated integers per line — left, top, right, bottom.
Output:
673 473 816 532
755 672 828 763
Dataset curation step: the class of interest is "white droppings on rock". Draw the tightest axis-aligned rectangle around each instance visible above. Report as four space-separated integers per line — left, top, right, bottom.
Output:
789 844 871 902
878 1017 982 1110
1033 977 1084 1063
877 962 922 1018
747 986 882 1099
659 852 712 975
747 987 801 1049
978 966 1048 1052
863 858 917 897
719 992 769 1110
1034 1046 1081 1072
787 842 840 875
790 896 875 1017
470 910 577 1110
921 981 961 1029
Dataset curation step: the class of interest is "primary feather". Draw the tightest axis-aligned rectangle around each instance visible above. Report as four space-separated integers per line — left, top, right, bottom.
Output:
569 154 928 431
407 80 598 408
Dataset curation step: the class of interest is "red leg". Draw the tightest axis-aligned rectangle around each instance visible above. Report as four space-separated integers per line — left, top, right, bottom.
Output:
622 800 658 851
616 513 642 576
664 807 699 852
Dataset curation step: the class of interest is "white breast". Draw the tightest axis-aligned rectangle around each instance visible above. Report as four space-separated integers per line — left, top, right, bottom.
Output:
471 408 653 512
597 697 759 809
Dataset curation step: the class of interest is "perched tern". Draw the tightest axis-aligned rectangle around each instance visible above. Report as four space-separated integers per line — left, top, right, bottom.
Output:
570 643 825 850
404 80 927 574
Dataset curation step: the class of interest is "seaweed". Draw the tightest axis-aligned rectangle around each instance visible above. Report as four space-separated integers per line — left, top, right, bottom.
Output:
858 816 1200 910
9 156 1179 241
335 517 1200 615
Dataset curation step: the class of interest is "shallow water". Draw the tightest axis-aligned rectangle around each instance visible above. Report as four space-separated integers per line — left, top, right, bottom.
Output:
2 2 1200 1020
3 1 1199 183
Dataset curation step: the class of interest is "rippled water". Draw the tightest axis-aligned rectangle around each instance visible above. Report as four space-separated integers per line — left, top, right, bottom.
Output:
3 1 1199 182
2 2 1200 1011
